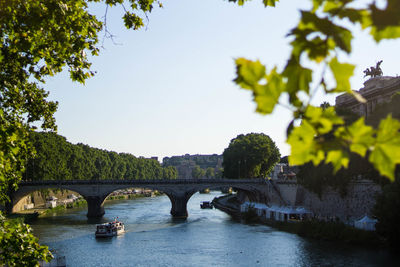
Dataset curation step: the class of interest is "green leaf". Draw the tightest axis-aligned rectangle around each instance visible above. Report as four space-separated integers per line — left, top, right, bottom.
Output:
336 8 369 25
305 106 343 135
370 26 400 42
369 115 400 181
323 1 342 13
253 67 284 114
234 58 266 90
326 149 349 173
369 0 400 41
335 117 375 157
312 0 324 12
288 120 324 166
263 0 279 7
329 57 355 93
283 56 312 94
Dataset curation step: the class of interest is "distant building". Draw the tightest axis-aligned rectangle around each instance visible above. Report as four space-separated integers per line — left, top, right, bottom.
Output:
162 154 223 179
335 76 400 118
271 163 298 181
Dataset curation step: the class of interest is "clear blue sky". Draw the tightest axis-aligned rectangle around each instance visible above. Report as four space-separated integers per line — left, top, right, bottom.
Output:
44 0 400 161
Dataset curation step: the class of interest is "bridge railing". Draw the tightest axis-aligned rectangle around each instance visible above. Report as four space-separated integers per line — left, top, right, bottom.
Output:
18 178 267 186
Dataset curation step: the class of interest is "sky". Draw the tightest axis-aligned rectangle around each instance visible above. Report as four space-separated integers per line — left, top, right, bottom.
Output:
44 0 400 161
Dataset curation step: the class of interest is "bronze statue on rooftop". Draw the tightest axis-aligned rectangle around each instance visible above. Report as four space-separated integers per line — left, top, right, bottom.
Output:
363 60 383 78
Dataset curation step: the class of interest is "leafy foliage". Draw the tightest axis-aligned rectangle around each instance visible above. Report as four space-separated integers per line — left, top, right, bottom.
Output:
25 132 177 181
0 1 161 264
205 167 215 178
191 165 206 179
0 212 53 266
298 93 400 196
0 0 163 200
163 154 222 170
232 0 400 181
297 152 384 198
222 133 280 178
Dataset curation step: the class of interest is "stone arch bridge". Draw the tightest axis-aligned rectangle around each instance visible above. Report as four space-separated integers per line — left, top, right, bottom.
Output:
10 179 270 218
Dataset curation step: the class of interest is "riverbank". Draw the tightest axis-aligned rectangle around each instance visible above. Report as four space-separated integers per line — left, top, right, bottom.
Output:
212 194 385 248
211 194 241 218
12 192 161 223
9 198 88 223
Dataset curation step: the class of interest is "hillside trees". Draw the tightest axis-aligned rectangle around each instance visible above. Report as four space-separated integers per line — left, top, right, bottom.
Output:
206 167 215 178
192 165 206 179
222 133 280 179
26 132 177 180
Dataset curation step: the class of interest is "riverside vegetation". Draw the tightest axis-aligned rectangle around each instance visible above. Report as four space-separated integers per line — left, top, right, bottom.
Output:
25 131 178 181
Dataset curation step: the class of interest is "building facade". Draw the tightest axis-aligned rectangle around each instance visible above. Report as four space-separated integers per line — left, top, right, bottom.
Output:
335 76 400 117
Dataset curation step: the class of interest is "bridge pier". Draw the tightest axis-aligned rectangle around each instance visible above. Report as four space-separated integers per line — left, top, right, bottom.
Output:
166 192 195 218
85 196 106 218
13 179 266 219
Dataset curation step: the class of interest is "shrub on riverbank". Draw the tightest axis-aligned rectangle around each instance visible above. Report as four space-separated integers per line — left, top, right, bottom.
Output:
66 199 87 209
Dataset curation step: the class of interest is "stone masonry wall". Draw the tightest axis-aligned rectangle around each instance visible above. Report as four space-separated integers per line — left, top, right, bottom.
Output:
295 180 381 222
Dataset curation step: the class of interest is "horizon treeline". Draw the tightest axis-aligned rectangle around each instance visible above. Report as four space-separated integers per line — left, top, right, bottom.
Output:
24 132 178 181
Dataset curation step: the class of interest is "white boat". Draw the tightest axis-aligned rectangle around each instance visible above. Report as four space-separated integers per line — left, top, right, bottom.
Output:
200 201 213 209
95 219 125 238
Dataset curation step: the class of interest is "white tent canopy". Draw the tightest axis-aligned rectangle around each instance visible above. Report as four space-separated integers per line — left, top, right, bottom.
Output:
354 215 378 231
240 202 312 221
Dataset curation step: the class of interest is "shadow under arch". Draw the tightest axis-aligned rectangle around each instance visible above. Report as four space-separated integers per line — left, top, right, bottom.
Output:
167 183 266 219
8 185 86 214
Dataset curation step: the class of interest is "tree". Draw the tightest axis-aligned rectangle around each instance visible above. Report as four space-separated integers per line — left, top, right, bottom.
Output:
0 213 53 266
222 133 280 179
0 1 161 265
232 0 400 181
163 166 178 179
215 168 224 178
192 165 205 179
26 132 177 181
205 167 215 179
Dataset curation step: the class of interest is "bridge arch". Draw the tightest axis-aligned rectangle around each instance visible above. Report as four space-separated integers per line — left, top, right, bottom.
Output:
8 185 88 214
10 179 268 218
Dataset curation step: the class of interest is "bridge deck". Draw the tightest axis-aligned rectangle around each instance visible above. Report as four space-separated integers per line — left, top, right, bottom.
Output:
19 178 266 186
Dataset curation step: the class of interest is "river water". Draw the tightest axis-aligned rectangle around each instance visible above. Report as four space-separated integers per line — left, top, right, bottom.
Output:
30 192 399 267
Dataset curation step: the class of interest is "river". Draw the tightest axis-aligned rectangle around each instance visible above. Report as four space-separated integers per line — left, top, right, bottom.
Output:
30 191 400 267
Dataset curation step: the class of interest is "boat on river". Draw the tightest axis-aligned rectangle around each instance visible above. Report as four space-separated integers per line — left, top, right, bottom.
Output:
200 201 213 209
95 219 125 238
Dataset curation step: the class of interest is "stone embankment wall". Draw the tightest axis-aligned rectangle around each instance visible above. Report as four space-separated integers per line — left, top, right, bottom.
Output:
272 180 382 222
300 181 381 222
13 189 78 212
